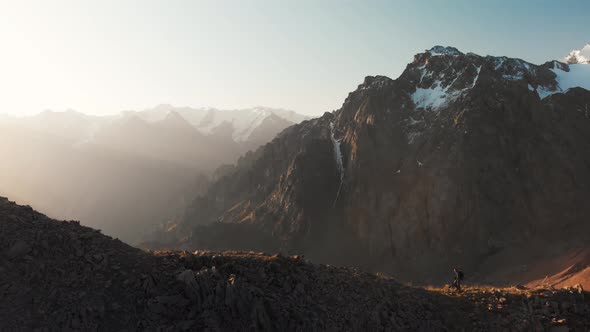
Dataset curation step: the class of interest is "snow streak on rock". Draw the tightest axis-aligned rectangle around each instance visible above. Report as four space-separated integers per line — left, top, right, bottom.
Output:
412 65 480 111
489 57 537 81
412 84 459 110
472 65 481 87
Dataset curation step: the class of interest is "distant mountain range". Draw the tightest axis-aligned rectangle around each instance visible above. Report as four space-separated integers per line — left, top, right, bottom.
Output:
1 106 309 168
0 106 309 243
154 46 590 285
134 105 307 139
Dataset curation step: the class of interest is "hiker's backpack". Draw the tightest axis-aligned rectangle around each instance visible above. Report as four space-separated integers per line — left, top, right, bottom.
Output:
458 270 464 280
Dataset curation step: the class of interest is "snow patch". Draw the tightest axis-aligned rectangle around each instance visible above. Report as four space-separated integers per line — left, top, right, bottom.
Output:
406 116 422 126
522 62 531 71
538 64 590 99
170 106 309 142
502 74 524 80
411 78 464 110
537 85 555 99
417 64 429 84
470 65 482 88
412 64 480 111
494 57 507 70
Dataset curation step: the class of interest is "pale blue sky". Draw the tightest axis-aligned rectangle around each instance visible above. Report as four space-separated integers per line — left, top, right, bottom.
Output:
0 0 588 116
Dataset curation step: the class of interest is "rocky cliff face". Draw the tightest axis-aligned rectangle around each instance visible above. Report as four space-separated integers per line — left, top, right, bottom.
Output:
172 46 590 283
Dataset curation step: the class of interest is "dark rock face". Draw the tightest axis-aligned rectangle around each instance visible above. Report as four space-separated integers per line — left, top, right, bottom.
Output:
171 47 590 283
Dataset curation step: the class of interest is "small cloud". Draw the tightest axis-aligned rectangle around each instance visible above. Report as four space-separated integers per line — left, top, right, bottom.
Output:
564 44 590 64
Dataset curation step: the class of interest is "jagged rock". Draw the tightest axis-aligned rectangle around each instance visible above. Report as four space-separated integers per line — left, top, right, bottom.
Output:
572 284 584 294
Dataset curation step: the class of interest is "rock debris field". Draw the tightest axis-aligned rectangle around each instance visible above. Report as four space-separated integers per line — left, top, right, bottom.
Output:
1 197 589 331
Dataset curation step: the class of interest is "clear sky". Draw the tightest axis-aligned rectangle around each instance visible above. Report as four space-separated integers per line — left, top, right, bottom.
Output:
0 0 588 116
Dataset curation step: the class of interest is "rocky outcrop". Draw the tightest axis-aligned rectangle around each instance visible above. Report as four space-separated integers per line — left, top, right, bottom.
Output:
173 47 590 284
2 196 590 331
437 285 590 331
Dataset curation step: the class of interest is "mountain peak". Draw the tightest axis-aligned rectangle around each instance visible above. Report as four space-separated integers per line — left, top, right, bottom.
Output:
152 103 175 112
157 111 195 130
36 109 86 119
426 45 464 57
403 47 590 110
163 110 185 122
184 65 590 287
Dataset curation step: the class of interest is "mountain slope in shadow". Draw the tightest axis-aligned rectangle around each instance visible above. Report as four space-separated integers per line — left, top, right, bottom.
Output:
3 197 590 330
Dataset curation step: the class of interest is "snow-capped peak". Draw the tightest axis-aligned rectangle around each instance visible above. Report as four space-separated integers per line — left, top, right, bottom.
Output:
409 53 480 111
537 62 590 99
408 47 590 106
427 46 464 57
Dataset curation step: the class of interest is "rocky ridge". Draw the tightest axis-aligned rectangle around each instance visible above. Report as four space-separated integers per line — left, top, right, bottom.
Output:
2 197 590 331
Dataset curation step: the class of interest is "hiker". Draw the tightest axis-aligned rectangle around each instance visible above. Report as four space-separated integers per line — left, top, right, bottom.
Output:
452 268 464 291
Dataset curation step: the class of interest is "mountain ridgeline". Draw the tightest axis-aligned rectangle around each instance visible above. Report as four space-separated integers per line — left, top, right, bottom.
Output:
0 106 308 243
5 196 590 330
164 46 590 283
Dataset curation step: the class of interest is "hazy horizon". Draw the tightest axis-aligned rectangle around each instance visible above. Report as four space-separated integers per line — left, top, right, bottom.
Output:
0 104 303 118
1 0 588 117
2 2 590 329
